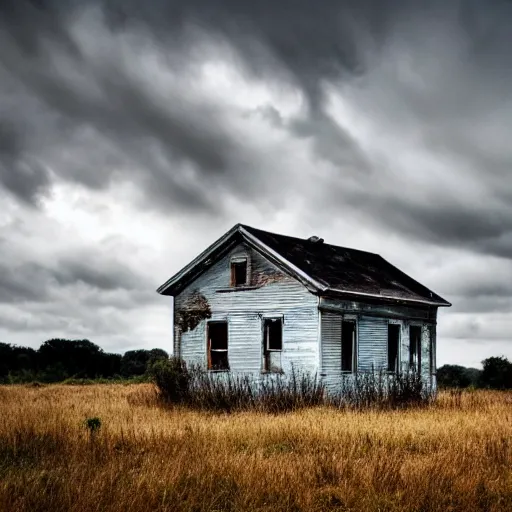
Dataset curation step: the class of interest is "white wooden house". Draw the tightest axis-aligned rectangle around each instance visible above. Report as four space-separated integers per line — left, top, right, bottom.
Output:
157 224 451 388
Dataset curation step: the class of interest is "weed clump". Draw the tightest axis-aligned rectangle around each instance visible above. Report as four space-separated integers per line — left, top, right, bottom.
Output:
84 417 102 433
150 357 324 413
329 370 433 410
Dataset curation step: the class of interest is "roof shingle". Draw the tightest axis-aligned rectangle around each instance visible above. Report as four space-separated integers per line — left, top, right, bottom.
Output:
240 224 450 306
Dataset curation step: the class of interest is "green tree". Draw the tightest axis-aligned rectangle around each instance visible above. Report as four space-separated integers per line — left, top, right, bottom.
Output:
437 365 472 388
480 356 512 389
436 365 481 388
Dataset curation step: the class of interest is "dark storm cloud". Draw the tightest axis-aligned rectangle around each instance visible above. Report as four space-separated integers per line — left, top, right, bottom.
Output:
343 194 512 258
0 255 147 304
0 120 51 204
1 0 512 256
0 0 410 211
0 0 264 212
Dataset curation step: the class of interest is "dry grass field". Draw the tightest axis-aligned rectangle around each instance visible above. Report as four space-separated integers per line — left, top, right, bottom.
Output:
1 384 512 512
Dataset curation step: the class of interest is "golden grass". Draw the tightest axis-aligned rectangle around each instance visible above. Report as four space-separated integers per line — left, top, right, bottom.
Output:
1 385 512 511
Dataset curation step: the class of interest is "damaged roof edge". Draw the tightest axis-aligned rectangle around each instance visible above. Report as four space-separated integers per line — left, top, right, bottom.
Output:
374 255 452 307
156 223 243 295
157 224 326 296
324 287 451 307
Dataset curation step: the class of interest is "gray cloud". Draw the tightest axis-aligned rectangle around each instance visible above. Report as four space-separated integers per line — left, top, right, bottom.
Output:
0 255 148 304
0 120 52 204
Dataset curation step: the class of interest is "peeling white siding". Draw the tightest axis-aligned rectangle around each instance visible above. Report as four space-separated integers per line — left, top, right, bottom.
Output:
174 243 319 375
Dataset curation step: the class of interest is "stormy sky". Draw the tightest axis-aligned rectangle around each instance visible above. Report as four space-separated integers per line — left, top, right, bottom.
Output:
1 0 512 367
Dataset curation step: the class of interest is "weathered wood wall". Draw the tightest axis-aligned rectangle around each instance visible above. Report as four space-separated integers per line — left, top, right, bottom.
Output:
173 242 320 375
319 298 438 389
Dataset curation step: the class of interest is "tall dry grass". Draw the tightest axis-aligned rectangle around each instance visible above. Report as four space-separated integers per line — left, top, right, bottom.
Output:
1 384 512 511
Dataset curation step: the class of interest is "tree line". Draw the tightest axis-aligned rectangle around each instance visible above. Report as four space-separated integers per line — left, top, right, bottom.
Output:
2 339 512 389
0 339 169 383
437 356 512 389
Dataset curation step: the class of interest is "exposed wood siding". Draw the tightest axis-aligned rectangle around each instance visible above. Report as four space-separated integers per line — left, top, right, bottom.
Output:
320 311 342 389
421 324 432 378
227 312 261 373
358 316 388 372
320 312 341 375
174 243 319 374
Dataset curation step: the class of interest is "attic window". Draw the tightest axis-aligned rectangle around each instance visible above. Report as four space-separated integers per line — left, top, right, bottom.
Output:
230 257 248 287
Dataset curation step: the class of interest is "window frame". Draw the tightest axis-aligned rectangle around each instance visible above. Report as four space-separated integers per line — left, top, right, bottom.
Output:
409 324 422 373
206 320 230 372
341 319 357 373
230 255 249 287
429 327 436 375
387 322 401 374
262 316 283 373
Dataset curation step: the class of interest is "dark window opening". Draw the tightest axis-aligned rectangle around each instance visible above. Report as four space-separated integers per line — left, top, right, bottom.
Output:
409 325 422 372
207 322 229 371
341 321 356 372
231 260 247 286
429 334 435 375
263 318 283 372
387 324 400 373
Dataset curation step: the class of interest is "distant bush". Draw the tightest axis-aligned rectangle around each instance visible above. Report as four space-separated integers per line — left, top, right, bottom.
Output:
437 365 481 388
480 356 512 389
0 340 168 384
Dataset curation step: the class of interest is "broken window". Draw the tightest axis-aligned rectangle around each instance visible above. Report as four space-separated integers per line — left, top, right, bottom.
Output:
341 320 356 372
409 325 422 373
230 258 247 286
263 318 283 372
207 321 229 371
387 324 400 373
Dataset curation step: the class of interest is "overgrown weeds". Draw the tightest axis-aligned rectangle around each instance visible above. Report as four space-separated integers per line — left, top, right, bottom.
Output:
329 370 433 410
149 358 325 412
150 357 433 413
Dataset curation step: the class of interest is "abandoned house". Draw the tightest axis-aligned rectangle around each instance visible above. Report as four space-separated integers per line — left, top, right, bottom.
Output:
157 224 451 388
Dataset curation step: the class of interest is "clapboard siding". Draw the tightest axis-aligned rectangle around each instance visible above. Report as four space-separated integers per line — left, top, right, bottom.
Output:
320 311 342 389
174 243 319 374
358 316 388 372
227 312 262 373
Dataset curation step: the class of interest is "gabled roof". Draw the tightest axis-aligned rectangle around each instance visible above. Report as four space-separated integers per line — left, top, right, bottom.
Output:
157 223 451 307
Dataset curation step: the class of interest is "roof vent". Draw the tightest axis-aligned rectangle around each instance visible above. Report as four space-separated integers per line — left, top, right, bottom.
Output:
308 235 324 244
